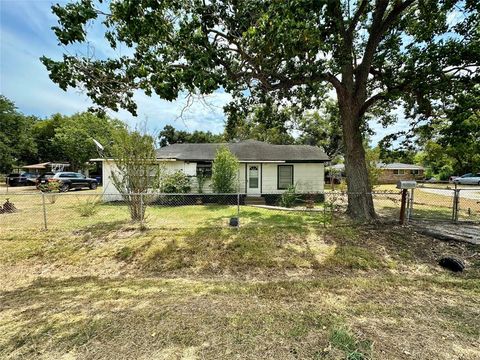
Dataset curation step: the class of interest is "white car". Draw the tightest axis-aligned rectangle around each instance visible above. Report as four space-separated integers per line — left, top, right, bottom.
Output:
452 173 480 185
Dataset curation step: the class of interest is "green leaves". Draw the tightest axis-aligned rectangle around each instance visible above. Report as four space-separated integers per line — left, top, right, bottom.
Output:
211 146 239 193
51 0 98 45
0 96 37 173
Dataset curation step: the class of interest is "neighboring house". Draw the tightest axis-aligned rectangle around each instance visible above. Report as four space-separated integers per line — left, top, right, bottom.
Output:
20 162 70 174
100 140 329 201
376 163 425 184
325 162 425 184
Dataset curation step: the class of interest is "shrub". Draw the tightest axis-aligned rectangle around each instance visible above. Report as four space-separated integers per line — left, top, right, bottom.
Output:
280 185 299 208
76 197 100 217
211 145 239 193
161 170 191 193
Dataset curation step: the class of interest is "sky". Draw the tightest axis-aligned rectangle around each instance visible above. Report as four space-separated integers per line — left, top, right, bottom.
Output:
0 0 403 144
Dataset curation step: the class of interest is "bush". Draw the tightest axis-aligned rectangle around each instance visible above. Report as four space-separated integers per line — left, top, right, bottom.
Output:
161 170 191 193
212 146 239 193
76 197 100 217
279 185 299 208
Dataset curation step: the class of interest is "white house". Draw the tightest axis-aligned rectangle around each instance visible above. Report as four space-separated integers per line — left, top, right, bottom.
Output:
100 140 329 201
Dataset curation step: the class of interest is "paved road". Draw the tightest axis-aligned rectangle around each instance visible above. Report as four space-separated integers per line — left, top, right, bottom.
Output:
418 187 480 200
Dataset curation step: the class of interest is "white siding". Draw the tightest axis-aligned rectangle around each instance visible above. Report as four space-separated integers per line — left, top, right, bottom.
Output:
261 163 324 194
101 160 324 199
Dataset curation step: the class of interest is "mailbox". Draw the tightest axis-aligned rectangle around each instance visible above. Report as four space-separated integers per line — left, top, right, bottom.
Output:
397 180 417 189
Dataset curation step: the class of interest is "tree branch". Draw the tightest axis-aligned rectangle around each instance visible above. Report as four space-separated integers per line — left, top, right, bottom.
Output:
355 0 416 102
347 0 369 35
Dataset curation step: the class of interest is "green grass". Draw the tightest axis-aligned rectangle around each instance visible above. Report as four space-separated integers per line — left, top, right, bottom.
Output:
329 327 372 360
0 192 327 232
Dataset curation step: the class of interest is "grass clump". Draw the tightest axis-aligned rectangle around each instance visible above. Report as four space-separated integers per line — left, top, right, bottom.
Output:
75 197 100 217
329 327 372 360
116 246 135 261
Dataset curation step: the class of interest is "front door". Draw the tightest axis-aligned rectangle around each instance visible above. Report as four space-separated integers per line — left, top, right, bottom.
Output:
247 164 261 195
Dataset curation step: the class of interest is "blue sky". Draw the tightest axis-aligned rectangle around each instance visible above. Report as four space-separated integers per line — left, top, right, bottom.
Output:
0 0 402 143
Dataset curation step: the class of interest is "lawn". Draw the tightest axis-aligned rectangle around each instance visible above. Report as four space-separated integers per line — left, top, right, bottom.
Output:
1 191 480 360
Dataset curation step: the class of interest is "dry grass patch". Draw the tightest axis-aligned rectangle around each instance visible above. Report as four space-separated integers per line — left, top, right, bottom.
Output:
1 209 480 359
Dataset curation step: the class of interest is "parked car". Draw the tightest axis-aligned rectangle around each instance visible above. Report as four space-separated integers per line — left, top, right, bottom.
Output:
36 172 98 192
452 173 480 185
5 172 38 186
324 174 342 184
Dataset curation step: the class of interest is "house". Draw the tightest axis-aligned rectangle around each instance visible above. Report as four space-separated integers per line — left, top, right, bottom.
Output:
21 162 70 174
325 162 425 184
100 140 329 203
376 163 425 184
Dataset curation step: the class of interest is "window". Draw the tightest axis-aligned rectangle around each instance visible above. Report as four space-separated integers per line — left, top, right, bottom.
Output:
196 162 212 177
393 169 405 175
410 169 420 175
249 166 259 188
278 165 293 189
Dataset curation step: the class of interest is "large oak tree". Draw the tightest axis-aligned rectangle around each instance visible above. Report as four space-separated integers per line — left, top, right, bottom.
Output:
42 0 479 220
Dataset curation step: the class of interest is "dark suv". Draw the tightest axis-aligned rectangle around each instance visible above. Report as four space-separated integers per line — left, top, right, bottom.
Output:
37 172 98 192
5 172 38 186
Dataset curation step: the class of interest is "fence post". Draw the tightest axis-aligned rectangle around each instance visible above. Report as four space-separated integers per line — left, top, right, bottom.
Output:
140 193 144 227
323 193 327 228
399 189 407 225
407 188 414 222
452 187 459 223
42 192 48 231
237 193 240 226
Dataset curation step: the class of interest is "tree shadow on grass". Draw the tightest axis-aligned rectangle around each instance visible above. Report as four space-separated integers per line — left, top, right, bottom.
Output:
72 220 137 239
143 223 321 273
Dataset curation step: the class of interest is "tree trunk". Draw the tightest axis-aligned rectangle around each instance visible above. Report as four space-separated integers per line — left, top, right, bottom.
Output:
339 102 376 221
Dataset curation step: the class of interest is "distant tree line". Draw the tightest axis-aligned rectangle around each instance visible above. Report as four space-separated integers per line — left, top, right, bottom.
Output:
3 89 478 180
0 95 123 173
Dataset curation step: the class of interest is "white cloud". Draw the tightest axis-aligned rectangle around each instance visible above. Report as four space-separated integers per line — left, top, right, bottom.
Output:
0 0 230 135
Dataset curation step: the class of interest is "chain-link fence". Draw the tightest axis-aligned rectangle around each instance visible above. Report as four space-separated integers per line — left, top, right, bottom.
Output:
1 187 477 232
0 192 330 232
0 190 404 232
408 185 480 223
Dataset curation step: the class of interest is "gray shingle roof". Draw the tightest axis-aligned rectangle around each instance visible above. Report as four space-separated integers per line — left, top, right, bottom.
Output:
377 162 424 170
155 140 329 162
327 163 425 170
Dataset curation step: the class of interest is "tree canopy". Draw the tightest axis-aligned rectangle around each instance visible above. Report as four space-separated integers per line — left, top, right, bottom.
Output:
159 125 223 147
42 0 480 220
0 95 124 173
0 96 37 173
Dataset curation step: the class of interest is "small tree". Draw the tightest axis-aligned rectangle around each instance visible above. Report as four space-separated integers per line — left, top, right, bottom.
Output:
109 128 159 221
365 147 382 189
211 146 239 193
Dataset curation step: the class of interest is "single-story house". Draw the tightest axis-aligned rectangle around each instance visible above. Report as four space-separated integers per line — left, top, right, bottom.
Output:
99 140 329 203
376 163 425 183
326 162 425 184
